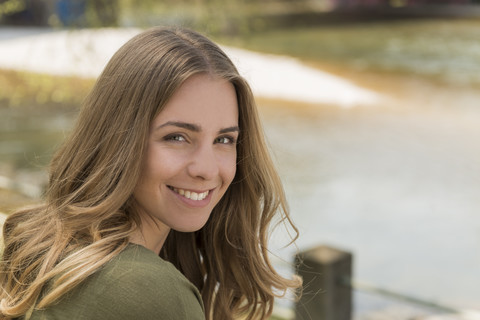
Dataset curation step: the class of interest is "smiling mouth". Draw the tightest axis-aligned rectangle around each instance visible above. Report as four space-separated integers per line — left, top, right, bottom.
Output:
168 186 210 201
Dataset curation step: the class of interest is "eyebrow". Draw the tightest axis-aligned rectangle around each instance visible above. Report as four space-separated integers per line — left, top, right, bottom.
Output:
156 121 239 134
156 121 200 132
219 126 240 134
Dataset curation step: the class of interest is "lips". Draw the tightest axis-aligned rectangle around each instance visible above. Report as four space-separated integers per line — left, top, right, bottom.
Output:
167 186 210 201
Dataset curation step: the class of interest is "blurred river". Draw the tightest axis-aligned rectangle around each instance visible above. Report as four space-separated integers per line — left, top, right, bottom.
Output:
261 57 480 316
262 81 480 315
239 18 480 316
1 19 480 317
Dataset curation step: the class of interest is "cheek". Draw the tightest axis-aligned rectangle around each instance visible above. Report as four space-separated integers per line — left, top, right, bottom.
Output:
139 152 160 183
223 152 238 185
142 146 185 178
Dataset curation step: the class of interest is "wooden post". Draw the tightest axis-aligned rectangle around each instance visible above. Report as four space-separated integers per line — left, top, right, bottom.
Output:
295 245 353 320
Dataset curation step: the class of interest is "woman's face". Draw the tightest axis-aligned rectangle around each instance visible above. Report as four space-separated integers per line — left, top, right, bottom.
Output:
134 74 239 234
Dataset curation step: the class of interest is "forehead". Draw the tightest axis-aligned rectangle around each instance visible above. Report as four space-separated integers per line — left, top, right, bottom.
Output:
152 74 238 129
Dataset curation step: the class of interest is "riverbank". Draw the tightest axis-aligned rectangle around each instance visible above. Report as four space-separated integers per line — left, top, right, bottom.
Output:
259 4 480 29
0 26 382 108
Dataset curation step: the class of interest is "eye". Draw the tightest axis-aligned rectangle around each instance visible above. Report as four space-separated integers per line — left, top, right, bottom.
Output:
164 134 186 142
215 136 236 145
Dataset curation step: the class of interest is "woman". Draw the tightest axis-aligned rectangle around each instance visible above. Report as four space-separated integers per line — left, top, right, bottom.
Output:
0 27 301 319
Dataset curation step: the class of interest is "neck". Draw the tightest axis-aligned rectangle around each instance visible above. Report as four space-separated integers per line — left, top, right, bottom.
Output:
129 215 170 254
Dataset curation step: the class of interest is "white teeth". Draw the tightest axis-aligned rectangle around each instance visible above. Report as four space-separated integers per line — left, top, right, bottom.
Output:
172 187 209 201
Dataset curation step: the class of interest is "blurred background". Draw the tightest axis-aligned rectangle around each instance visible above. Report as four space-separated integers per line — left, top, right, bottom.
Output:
1 0 480 319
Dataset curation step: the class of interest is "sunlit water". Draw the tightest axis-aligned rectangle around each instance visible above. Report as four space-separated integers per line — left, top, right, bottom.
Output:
262 89 480 315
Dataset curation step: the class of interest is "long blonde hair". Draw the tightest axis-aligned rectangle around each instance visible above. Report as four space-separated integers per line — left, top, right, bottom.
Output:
0 27 301 319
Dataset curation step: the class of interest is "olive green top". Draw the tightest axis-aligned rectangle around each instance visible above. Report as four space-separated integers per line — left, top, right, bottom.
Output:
28 243 205 320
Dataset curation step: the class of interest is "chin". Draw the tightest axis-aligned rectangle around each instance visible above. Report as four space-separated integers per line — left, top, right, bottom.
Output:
173 219 210 233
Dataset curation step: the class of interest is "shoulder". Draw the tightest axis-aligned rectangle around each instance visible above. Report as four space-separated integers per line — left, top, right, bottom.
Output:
100 243 197 295
103 243 189 288
93 244 204 317
31 244 205 320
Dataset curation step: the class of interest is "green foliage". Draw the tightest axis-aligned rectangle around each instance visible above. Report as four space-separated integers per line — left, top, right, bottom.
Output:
0 0 26 17
85 0 119 27
0 69 94 108
117 0 237 33
0 0 314 35
116 0 283 35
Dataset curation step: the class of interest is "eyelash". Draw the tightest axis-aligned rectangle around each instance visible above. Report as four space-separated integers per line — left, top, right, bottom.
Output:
164 134 236 145
164 134 186 142
215 135 236 145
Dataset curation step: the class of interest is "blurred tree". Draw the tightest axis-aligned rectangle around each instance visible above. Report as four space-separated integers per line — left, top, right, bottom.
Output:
0 0 49 25
86 0 119 27
117 0 278 35
0 0 25 17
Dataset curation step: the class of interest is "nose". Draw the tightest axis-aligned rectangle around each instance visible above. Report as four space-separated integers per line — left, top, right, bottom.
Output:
187 144 219 181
